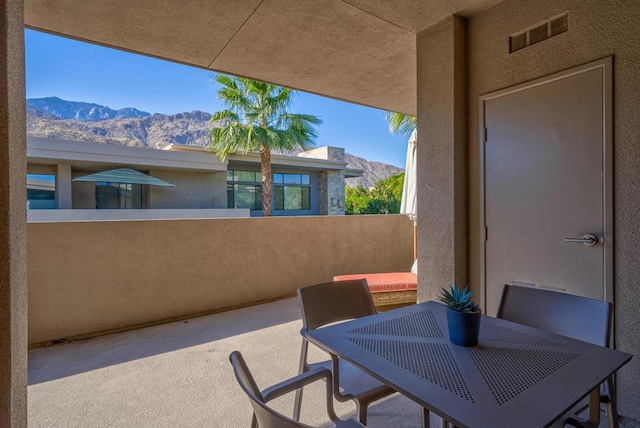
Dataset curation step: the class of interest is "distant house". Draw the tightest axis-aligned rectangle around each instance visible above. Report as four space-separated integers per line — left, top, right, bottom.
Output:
26 137 362 220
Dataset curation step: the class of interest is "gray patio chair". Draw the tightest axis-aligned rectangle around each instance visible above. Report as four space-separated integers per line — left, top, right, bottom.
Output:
229 351 365 428
497 284 617 428
294 279 397 425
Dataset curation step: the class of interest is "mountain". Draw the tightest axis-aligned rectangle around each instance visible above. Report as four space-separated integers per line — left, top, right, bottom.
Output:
26 97 403 187
345 154 403 189
27 104 60 120
27 109 213 148
27 97 151 122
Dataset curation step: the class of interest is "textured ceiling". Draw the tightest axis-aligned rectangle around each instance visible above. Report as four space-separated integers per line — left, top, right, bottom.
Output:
343 0 503 33
24 0 503 115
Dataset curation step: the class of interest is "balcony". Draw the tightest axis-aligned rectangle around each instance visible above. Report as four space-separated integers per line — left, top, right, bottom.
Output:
29 297 430 427
26 214 423 426
29 296 625 427
26 214 625 427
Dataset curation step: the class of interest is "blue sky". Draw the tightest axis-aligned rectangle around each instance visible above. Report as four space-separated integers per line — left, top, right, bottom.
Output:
25 29 410 168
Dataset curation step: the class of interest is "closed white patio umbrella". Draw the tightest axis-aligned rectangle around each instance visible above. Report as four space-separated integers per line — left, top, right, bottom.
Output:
400 129 417 259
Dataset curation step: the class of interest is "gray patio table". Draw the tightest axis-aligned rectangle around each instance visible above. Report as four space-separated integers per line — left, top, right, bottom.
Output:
305 301 632 428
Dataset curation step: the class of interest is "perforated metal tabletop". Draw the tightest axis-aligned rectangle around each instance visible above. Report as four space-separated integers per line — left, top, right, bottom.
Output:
305 301 632 428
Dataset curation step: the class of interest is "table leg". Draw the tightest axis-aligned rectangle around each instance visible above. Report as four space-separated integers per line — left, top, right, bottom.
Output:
421 408 430 428
586 388 602 427
565 388 601 428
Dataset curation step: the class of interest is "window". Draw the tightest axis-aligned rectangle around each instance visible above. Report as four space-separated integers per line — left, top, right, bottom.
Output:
96 182 143 209
227 169 262 210
274 173 311 211
27 174 56 209
227 170 311 211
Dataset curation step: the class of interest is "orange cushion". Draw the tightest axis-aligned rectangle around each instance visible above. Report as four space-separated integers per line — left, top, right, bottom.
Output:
333 273 417 293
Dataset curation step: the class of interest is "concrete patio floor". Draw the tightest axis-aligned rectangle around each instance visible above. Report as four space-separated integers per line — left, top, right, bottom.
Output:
28 297 426 427
28 297 626 428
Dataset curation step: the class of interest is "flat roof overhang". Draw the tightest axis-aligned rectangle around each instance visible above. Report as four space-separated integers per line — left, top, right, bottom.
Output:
24 0 504 116
228 152 348 171
166 143 356 172
27 137 228 172
345 168 364 178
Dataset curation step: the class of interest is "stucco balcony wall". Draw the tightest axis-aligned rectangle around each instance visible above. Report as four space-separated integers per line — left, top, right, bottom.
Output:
27 214 414 345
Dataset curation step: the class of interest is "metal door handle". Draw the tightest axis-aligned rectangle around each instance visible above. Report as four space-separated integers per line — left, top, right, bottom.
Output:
564 234 598 246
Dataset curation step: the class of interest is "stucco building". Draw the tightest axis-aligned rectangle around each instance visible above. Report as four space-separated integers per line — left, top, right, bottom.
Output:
26 137 361 219
3 0 640 426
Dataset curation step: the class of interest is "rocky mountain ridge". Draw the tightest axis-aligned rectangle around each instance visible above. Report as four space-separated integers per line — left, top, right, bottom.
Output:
27 97 150 122
28 109 213 148
344 154 403 188
26 97 403 187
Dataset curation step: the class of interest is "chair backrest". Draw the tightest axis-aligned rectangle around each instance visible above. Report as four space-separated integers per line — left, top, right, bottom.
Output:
497 284 611 346
298 280 377 331
229 351 313 428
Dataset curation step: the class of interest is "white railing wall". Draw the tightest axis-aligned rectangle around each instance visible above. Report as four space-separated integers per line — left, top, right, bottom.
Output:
28 215 413 345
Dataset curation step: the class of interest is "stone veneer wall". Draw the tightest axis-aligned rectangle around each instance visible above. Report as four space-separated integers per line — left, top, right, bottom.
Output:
318 171 328 215
318 170 346 215
302 146 346 216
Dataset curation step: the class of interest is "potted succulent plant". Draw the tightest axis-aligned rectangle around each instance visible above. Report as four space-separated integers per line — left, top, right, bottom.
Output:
440 283 481 347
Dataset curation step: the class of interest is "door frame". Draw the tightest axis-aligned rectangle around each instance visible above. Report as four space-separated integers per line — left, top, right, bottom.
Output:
478 57 613 309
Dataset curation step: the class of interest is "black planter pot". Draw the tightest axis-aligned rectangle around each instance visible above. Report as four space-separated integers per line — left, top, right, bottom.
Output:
446 308 481 347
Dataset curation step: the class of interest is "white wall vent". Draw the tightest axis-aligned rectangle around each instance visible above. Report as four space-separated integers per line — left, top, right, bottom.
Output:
510 13 568 53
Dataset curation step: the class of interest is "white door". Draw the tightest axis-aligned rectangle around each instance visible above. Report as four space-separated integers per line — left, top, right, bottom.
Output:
483 60 612 315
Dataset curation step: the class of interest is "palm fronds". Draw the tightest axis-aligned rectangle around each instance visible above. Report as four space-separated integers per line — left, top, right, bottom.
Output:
384 111 417 136
208 73 322 216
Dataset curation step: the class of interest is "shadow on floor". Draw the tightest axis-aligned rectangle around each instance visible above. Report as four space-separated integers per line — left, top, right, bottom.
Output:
29 297 302 385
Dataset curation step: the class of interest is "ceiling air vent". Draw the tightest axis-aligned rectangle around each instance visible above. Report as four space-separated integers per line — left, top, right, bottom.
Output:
529 23 548 45
510 12 568 53
510 32 527 53
550 14 569 36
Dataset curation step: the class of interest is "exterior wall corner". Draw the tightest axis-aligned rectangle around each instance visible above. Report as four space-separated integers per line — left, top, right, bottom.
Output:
416 15 469 303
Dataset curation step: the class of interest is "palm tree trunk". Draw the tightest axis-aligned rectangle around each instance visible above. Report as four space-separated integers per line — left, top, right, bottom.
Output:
260 144 272 216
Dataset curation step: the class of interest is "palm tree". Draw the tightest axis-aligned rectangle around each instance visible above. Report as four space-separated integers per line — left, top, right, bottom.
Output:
209 75 322 216
384 111 416 136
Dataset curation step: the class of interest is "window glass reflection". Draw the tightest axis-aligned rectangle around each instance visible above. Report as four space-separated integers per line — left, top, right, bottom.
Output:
27 174 56 209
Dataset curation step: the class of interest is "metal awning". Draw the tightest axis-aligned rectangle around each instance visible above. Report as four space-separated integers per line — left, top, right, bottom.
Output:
73 168 175 187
